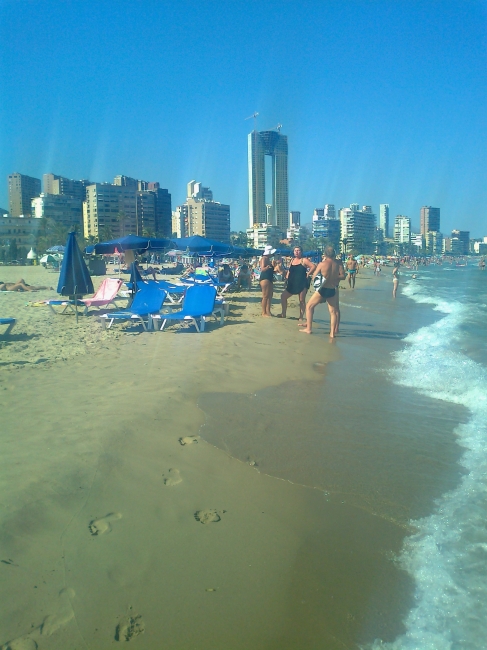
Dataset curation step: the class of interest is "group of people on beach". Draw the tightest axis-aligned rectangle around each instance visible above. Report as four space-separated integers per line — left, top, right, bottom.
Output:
257 247 402 336
258 245 346 337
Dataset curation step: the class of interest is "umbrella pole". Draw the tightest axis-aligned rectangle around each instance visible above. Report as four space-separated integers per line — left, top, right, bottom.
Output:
75 296 78 323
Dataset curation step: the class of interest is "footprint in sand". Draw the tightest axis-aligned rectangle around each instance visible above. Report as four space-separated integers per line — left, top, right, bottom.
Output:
194 509 226 524
1 588 75 650
89 512 122 536
179 436 199 446
115 614 145 641
163 468 182 486
41 587 75 636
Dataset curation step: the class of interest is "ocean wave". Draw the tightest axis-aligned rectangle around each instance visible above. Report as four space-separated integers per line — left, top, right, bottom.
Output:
365 281 487 649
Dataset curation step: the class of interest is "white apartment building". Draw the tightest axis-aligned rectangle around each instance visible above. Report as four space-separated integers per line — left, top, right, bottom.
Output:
339 204 376 254
246 223 283 249
172 182 230 242
393 215 411 244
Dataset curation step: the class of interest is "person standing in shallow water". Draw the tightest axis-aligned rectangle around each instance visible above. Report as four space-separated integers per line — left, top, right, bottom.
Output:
259 245 276 317
299 246 346 337
345 254 359 288
278 246 316 320
392 263 400 298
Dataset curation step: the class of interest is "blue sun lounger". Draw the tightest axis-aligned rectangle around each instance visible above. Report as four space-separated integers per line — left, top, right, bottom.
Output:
0 318 16 334
154 280 186 304
99 283 167 330
151 284 223 332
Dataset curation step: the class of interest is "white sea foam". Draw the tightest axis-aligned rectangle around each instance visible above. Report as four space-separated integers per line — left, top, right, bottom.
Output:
366 278 487 650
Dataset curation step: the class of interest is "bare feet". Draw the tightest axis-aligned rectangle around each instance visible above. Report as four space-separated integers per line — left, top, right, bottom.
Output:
300 328 312 334
276 314 285 318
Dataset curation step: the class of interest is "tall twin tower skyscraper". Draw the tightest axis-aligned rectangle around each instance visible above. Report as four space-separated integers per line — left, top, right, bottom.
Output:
248 129 288 231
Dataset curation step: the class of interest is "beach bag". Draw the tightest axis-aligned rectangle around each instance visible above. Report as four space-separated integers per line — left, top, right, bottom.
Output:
313 273 324 290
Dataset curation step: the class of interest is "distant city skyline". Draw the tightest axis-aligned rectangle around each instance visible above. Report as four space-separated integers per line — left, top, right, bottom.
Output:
1 2 486 236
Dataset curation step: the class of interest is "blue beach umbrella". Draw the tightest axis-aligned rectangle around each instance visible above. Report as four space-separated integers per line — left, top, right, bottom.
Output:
57 231 94 322
87 234 171 255
170 235 232 254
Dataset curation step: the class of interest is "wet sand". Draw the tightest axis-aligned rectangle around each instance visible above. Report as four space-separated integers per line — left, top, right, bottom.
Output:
0 266 466 648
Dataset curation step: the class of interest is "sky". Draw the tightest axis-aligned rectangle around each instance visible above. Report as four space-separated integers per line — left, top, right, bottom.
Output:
1 0 486 236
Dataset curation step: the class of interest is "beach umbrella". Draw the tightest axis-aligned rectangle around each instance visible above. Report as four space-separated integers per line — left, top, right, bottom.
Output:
128 261 143 297
88 234 171 255
57 231 94 322
46 245 65 253
170 235 232 254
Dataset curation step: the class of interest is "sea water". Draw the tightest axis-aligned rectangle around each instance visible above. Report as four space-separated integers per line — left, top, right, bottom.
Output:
368 263 487 650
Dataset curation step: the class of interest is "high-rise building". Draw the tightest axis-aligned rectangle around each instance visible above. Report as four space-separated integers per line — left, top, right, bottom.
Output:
43 173 91 202
172 204 188 238
324 204 336 219
312 205 340 246
425 231 443 255
379 204 389 238
32 193 83 230
289 211 301 226
420 206 440 234
451 230 470 255
147 183 172 237
248 129 288 231
83 183 157 240
187 181 213 201
113 176 171 236
339 204 376 254
8 173 41 217
393 215 411 244
173 181 230 242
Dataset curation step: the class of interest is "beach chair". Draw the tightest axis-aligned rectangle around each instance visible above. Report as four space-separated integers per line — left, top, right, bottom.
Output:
0 317 16 334
99 283 167 330
79 278 124 315
154 280 186 304
151 284 223 332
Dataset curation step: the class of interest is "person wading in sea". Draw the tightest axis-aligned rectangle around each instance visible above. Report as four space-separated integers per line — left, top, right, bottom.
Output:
278 246 316 320
345 254 359 288
299 246 345 337
392 263 400 298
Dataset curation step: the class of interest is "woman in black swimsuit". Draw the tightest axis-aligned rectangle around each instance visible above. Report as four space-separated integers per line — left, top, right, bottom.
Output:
278 246 316 319
259 245 276 317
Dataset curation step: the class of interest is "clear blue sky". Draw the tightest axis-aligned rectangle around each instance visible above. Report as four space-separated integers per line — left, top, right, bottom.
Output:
1 0 486 236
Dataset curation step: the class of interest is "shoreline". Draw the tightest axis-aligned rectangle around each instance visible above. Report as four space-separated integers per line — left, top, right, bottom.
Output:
0 266 468 648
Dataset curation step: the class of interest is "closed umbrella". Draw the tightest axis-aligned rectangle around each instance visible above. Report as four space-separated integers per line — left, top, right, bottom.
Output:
128 261 143 297
57 231 94 322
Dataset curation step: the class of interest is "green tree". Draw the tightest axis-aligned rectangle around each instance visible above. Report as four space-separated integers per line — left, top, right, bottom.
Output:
230 231 249 247
117 212 127 237
99 226 113 242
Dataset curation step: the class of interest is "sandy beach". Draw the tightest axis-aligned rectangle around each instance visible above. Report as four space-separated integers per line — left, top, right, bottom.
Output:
0 266 465 649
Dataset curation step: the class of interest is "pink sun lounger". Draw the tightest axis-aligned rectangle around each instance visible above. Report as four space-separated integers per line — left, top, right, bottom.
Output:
79 278 124 315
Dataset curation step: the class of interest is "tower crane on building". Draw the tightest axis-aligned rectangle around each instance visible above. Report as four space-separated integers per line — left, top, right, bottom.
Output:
245 112 259 131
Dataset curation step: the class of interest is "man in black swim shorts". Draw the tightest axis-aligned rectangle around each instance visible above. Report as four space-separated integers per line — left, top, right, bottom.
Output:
299 247 345 337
